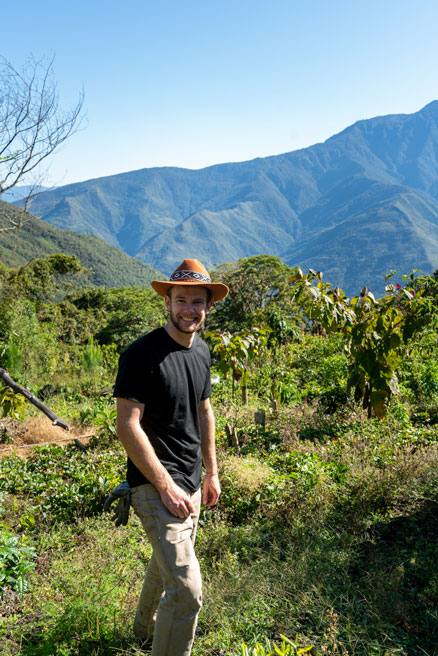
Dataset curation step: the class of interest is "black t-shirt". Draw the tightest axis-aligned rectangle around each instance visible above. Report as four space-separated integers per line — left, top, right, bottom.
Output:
113 327 211 492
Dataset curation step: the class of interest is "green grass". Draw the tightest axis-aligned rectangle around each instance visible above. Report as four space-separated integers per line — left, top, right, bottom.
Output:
1 332 438 655
1 402 438 656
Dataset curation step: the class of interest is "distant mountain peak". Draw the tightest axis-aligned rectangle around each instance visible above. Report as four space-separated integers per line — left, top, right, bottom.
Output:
19 102 438 295
419 99 438 115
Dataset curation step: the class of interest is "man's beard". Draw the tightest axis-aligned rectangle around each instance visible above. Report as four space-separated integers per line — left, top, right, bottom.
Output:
169 309 205 334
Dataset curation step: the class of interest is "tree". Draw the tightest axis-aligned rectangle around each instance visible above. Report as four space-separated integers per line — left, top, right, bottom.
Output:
206 327 270 404
5 253 87 303
67 286 166 349
209 255 299 332
0 55 84 231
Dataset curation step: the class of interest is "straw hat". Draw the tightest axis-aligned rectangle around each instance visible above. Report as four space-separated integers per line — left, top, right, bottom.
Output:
151 259 229 302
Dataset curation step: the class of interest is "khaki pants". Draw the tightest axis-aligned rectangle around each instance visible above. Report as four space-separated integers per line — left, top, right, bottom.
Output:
130 484 202 656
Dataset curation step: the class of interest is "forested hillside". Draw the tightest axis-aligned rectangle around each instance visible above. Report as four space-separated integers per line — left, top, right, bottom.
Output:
1 254 438 656
0 200 161 288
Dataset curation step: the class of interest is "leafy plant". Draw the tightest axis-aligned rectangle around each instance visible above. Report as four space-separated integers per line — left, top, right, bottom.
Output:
291 268 437 417
80 403 117 440
207 327 270 404
238 634 313 655
0 382 26 420
0 527 35 598
0 443 124 525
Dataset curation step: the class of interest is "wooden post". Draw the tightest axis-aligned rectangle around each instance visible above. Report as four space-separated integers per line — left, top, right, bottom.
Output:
254 409 266 430
225 422 240 452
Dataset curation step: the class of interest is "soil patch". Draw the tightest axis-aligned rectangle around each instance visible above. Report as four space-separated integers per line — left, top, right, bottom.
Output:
0 416 94 459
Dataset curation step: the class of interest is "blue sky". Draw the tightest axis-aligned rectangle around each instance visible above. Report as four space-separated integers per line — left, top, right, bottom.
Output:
4 0 438 185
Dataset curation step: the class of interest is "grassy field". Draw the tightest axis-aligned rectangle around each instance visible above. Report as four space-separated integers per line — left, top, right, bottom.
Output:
1 369 437 656
2 250 438 655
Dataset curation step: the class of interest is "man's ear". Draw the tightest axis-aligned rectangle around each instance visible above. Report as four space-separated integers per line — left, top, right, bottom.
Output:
164 295 171 311
205 301 213 315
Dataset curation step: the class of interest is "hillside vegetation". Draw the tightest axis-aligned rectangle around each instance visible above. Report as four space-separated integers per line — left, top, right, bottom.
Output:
0 200 161 288
1 254 438 656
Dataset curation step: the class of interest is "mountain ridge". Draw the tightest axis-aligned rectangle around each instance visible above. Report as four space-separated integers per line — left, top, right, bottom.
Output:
19 101 438 295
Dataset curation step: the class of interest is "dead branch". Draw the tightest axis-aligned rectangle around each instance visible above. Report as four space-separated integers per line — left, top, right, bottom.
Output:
0 55 84 206
0 367 69 431
0 205 28 233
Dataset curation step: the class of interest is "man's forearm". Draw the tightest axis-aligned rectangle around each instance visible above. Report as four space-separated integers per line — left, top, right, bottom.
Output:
116 414 173 492
199 398 221 506
199 400 218 474
116 398 194 518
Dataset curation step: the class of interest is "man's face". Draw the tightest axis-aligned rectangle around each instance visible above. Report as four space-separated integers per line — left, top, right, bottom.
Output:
165 286 211 335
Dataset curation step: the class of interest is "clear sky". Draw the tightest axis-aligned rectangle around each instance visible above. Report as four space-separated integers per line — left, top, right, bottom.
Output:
3 0 438 185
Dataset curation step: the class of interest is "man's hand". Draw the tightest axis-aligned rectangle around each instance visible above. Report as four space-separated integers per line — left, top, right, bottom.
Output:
202 472 221 507
160 480 195 518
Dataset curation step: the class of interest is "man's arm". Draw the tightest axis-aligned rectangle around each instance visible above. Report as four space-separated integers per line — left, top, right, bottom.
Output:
116 397 194 518
198 397 221 506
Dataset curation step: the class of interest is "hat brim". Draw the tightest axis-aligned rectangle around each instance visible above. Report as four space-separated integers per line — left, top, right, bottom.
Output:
151 279 229 302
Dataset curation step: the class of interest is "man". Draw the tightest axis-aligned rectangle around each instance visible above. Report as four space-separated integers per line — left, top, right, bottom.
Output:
113 259 229 656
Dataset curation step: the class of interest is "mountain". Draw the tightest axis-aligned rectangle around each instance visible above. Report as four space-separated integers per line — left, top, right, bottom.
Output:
20 101 438 295
283 180 438 291
0 200 161 288
1 185 50 203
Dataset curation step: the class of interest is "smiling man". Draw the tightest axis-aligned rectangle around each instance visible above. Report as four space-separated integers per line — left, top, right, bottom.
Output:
113 259 228 656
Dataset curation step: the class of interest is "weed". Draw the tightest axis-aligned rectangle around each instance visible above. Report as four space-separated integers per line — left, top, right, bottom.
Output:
238 633 313 655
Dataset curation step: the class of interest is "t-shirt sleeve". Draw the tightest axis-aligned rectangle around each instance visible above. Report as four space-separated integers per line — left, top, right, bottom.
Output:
113 343 148 404
201 347 212 400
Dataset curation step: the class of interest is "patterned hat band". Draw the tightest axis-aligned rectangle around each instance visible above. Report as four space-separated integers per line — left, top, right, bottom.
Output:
151 258 229 301
170 270 211 284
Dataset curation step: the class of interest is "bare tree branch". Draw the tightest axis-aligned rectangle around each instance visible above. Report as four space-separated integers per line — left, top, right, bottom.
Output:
0 367 70 431
0 207 26 232
0 55 85 205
